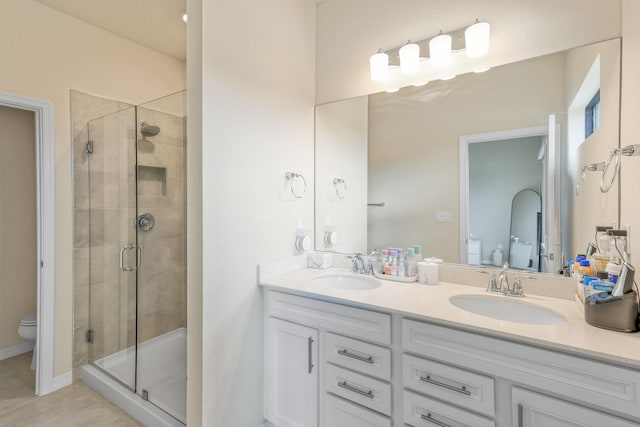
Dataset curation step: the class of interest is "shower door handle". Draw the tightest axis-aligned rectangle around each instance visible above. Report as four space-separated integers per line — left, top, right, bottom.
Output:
135 245 142 269
119 244 139 272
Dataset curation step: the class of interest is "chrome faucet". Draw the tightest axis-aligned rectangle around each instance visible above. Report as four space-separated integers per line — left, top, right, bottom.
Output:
498 262 510 295
480 262 535 297
349 253 367 274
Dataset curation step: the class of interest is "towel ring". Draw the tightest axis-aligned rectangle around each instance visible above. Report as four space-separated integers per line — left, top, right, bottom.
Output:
600 149 620 193
333 178 347 200
576 162 604 196
285 171 306 199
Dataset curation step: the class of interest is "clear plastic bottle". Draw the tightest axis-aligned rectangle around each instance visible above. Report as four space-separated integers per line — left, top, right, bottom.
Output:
398 255 406 276
390 251 398 276
414 245 422 261
383 249 392 275
407 248 417 276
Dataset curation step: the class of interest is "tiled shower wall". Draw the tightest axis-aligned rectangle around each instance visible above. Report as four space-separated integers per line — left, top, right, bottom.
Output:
72 91 186 372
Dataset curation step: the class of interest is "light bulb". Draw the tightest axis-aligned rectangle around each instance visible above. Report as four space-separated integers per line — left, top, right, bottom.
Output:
178 10 187 23
465 21 490 58
429 32 452 67
369 49 389 81
399 41 420 74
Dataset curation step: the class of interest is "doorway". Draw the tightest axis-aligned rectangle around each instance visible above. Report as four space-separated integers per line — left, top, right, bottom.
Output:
0 91 55 396
460 122 561 274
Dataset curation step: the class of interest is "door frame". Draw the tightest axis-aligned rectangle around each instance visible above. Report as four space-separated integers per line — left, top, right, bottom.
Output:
459 124 560 266
0 91 55 395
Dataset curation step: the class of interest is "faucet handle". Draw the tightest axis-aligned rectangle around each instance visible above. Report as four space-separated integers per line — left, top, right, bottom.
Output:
502 261 510 271
478 270 500 294
511 275 535 297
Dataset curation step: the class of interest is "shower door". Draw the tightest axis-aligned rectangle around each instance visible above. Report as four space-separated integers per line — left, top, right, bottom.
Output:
86 107 139 391
85 92 187 425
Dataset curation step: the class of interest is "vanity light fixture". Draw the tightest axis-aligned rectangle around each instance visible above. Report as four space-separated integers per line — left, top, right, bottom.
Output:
399 41 420 74
465 20 491 58
370 49 389 81
178 9 188 23
368 19 491 88
429 31 452 67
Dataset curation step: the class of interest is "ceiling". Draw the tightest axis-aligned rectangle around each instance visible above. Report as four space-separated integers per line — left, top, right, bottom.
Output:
34 0 186 61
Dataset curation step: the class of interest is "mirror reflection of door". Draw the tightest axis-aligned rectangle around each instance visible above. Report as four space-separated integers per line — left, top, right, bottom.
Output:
509 189 542 271
468 135 544 267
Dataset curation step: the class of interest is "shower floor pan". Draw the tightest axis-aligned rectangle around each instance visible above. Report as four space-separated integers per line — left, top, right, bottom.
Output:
83 327 186 426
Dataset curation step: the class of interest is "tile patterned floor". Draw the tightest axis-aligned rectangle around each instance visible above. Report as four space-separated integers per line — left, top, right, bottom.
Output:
0 352 141 426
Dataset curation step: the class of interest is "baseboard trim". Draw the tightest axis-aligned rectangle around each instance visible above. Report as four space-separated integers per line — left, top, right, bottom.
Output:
52 371 72 392
0 341 34 361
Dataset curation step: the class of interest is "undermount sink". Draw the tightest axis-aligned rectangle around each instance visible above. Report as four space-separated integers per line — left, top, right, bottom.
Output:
312 273 381 291
449 294 568 325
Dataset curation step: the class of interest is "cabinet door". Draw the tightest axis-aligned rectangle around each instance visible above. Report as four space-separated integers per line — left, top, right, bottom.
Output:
265 318 318 427
512 388 638 427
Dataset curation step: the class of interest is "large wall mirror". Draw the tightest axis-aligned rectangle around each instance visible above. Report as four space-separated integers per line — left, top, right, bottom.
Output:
315 38 621 274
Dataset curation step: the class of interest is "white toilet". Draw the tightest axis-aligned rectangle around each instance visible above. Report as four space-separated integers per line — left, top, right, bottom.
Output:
18 313 37 370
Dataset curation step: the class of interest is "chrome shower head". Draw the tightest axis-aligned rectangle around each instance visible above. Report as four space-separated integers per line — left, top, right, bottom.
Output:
139 120 160 138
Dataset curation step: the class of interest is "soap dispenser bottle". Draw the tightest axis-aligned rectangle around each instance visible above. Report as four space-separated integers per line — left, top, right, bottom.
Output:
492 244 503 266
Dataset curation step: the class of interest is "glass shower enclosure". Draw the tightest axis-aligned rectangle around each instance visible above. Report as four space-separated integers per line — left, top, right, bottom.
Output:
82 91 187 424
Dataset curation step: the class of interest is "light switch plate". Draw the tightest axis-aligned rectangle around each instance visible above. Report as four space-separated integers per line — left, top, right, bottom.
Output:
435 211 452 223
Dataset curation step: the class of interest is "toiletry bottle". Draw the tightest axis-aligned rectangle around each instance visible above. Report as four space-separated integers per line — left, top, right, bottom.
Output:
390 254 398 276
398 255 406 276
492 244 503 266
383 249 391 275
414 245 422 261
407 248 417 276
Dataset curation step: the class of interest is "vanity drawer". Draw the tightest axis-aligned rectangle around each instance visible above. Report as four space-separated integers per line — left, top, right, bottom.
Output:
324 364 392 416
267 290 391 345
402 318 640 418
325 332 391 381
403 390 495 427
402 353 495 417
323 393 391 427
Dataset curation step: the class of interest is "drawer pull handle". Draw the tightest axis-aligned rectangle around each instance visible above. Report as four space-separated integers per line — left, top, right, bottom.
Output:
337 349 374 364
419 375 471 396
337 381 374 399
421 412 451 427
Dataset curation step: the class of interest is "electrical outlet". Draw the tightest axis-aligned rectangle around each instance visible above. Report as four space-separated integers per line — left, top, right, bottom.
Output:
623 224 631 254
435 211 452 223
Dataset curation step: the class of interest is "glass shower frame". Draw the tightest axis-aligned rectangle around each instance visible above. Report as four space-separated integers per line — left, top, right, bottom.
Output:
84 91 187 424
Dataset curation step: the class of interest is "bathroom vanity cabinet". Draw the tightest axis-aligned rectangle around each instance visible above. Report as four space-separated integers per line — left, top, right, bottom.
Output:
263 289 640 427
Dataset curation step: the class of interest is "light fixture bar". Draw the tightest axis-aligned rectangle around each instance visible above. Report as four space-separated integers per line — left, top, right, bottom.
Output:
369 20 491 88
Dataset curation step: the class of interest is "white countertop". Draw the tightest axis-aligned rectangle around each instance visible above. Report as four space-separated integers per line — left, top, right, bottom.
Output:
259 267 640 369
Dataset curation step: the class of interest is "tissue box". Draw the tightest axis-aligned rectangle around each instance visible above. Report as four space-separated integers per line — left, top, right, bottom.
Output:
307 252 332 269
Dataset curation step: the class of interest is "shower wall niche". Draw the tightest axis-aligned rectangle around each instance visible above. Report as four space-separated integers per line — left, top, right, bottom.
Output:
71 90 187 423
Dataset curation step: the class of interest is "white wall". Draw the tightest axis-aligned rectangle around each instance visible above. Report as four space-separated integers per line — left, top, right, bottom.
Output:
315 97 368 253
0 106 37 350
0 0 185 376
316 0 621 104
194 0 316 425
